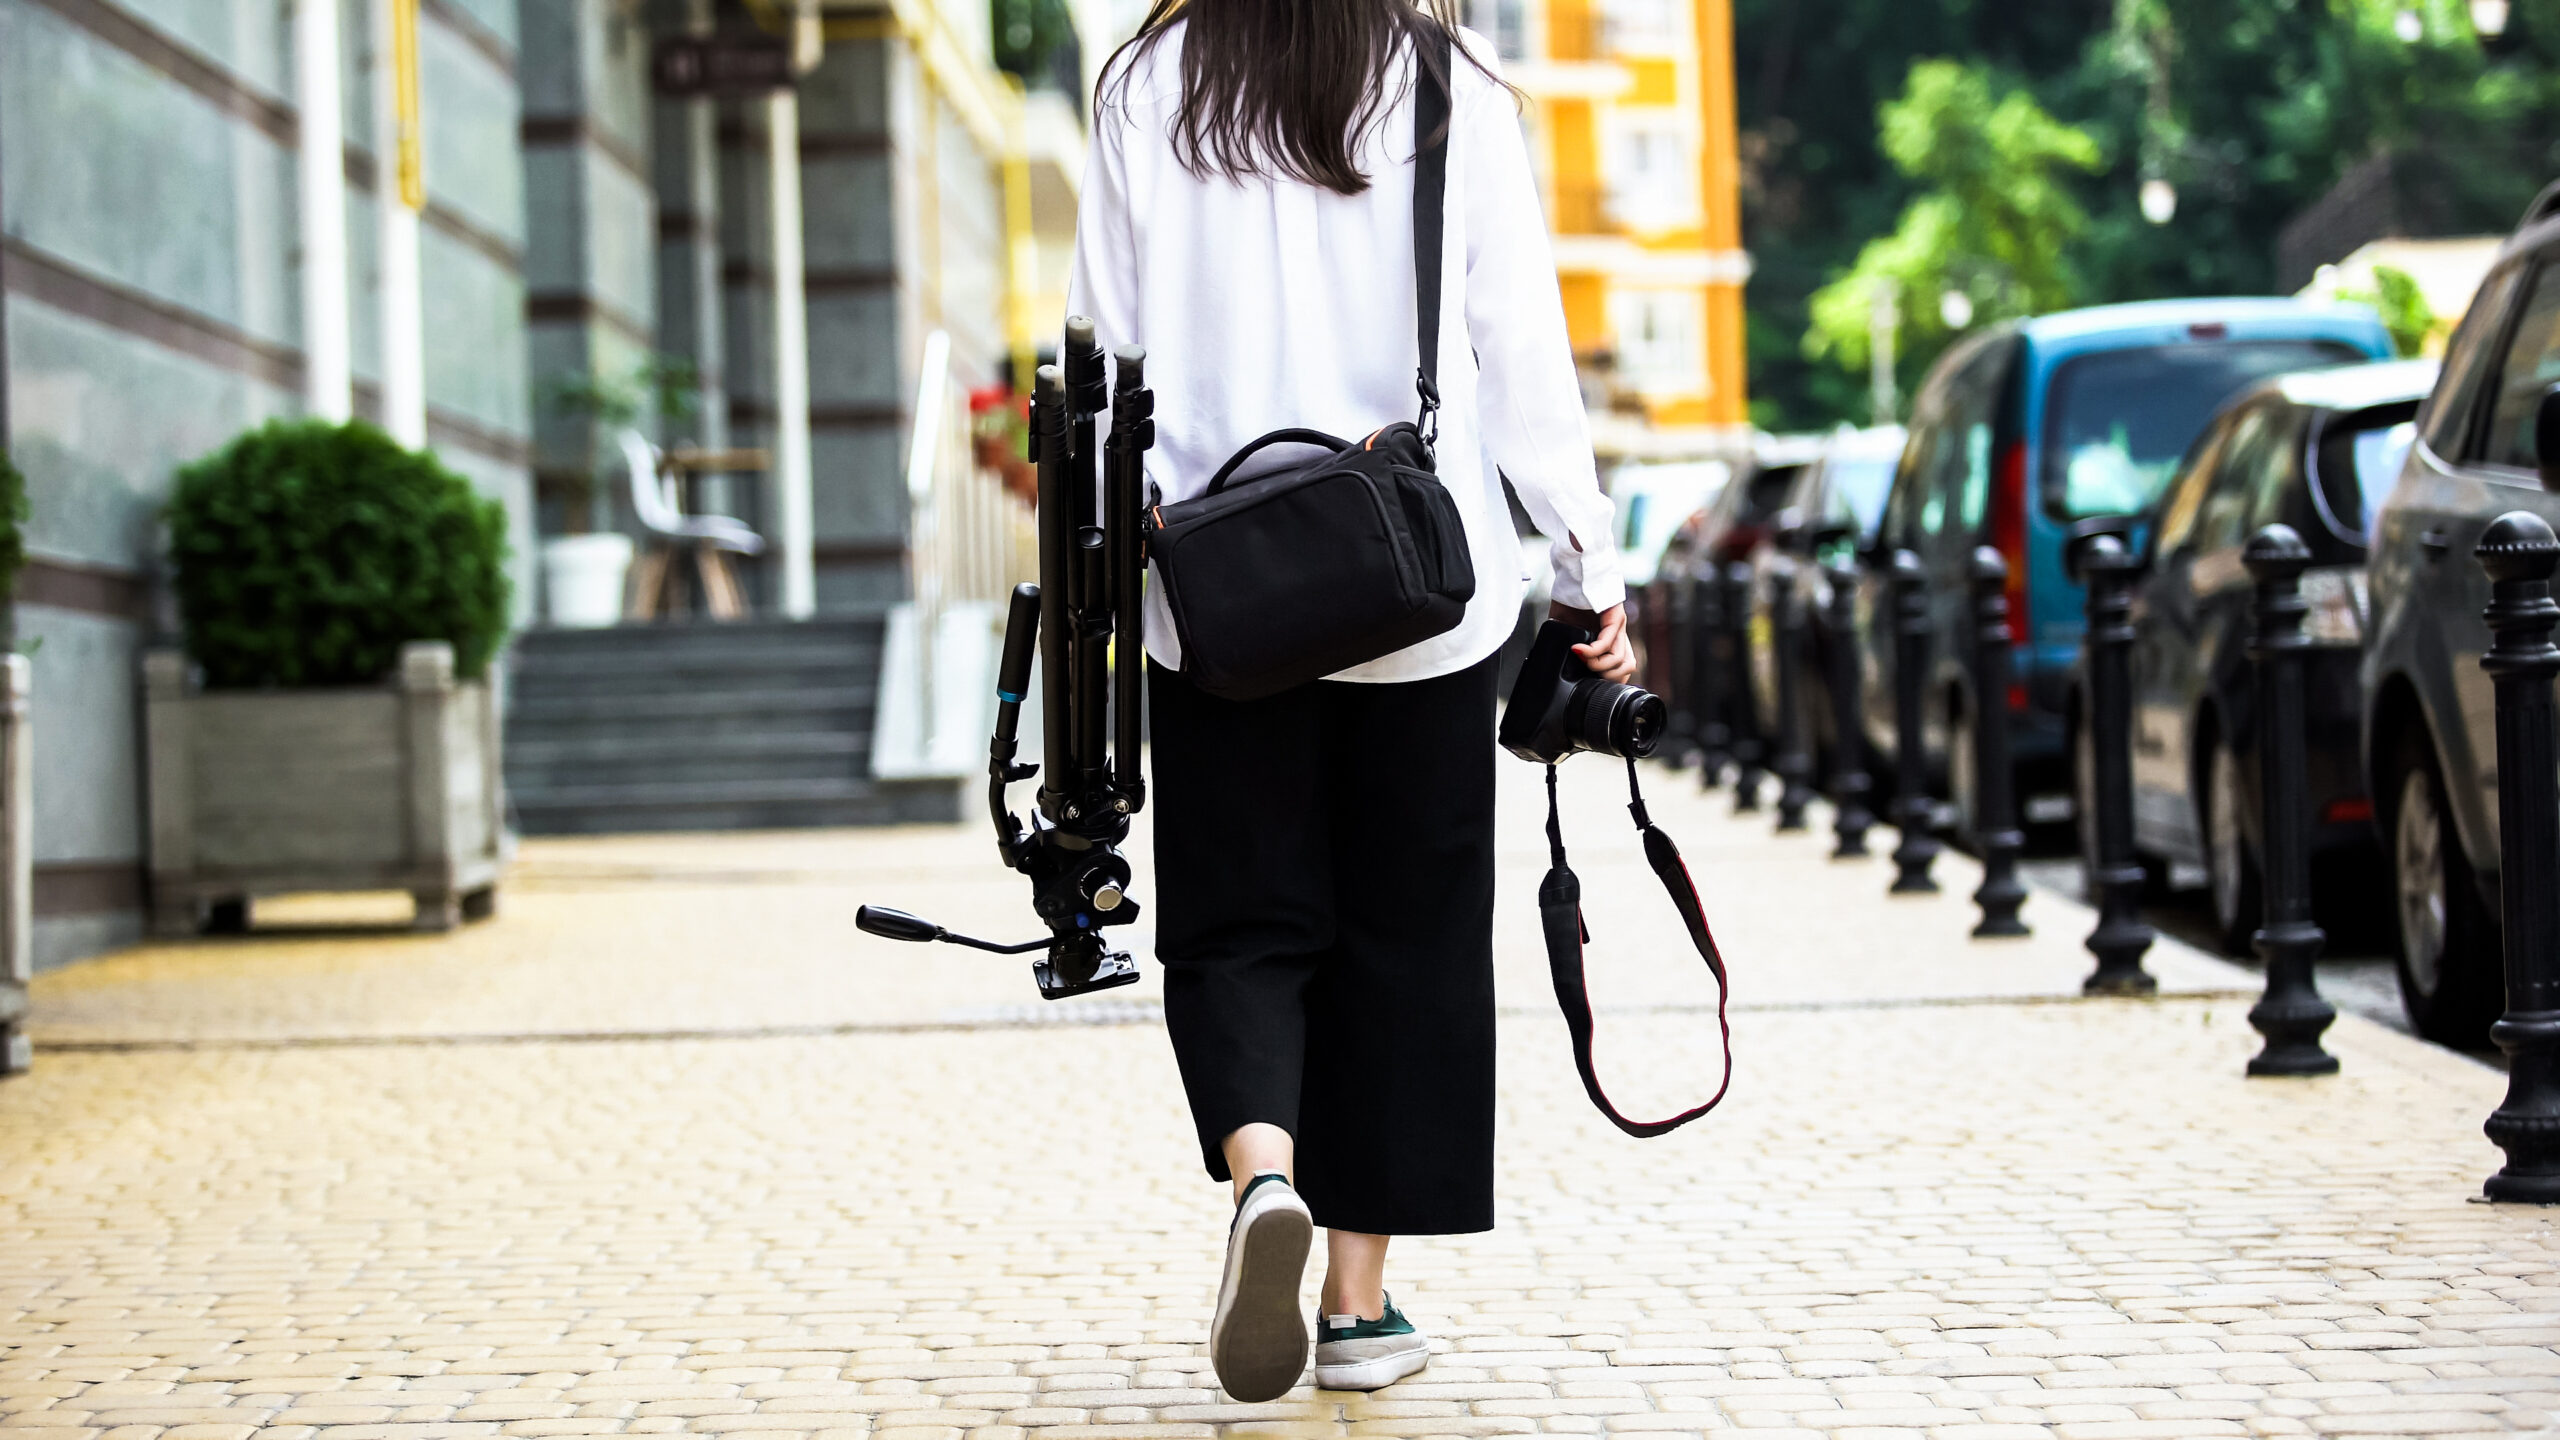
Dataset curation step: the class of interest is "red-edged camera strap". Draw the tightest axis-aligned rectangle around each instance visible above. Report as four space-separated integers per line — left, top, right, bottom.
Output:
1539 760 1734 1138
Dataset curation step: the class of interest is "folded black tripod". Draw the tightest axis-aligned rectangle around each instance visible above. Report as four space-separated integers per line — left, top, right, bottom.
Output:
856 318 1155 999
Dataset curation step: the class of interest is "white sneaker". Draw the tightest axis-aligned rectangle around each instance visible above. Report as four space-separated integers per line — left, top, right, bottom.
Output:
1208 1173 1314 1402
1312 1292 1430 1391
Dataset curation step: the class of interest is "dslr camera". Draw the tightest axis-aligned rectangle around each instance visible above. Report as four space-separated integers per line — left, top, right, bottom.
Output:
1501 619 1668 764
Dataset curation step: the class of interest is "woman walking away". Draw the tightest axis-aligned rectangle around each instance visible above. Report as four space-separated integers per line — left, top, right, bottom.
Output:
1069 0 1632 1403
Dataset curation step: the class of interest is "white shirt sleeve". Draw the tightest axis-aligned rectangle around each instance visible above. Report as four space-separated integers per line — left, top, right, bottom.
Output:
1458 64 1625 614
1066 96 1141 369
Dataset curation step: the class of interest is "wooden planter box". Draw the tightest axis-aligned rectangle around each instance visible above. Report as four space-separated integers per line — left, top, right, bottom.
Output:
144 641 505 935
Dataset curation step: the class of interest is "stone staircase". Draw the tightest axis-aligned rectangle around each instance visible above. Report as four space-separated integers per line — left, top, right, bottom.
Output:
502 616 960 835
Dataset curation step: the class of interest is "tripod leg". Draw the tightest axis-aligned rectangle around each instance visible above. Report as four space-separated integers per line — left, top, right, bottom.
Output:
1107 345 1151 801
1032 365 1073 816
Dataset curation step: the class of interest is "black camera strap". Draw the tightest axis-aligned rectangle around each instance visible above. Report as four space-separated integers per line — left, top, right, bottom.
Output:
1412 27 1448 442
1539 760 1734 1138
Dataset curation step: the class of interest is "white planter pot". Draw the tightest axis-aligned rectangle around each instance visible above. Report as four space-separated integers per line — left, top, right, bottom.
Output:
543 532 634 628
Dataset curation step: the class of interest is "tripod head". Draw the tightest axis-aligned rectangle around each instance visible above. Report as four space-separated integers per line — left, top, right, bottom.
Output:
858 320 1155 1000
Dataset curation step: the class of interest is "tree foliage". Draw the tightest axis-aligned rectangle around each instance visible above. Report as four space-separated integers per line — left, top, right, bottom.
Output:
169 419 512 688
1739 0 2560 430
1805 62 2102 372
0 448 25 609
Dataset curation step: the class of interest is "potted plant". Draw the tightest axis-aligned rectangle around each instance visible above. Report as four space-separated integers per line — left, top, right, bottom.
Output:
539 356 700 627
145 418 513 933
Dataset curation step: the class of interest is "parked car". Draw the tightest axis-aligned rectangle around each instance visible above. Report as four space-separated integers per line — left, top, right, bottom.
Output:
1698 434 1826 563
1744 426 1907 770
1856 298 2396 826
1629 440 1810 737
1614 460 1728 736
2125 360 2435 955
2361 181 2560 1047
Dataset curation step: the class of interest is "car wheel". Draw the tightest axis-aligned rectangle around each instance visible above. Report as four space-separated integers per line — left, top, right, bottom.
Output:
2387 736 2503 1049
2203 737 2262 958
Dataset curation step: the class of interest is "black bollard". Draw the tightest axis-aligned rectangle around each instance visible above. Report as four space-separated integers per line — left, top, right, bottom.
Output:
1823 555 1875 858
1888 549 1941 893
1691 561 1731 787
1770 555 1815 832
2476 512 2560 1201
2243 526 2338 1075
1967 547 2029 937
1665 558 1698 768
2073 530 2158 995
1725 559 1767 812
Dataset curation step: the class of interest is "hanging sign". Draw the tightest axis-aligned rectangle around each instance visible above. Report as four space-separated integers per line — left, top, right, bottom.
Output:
653 35 795 96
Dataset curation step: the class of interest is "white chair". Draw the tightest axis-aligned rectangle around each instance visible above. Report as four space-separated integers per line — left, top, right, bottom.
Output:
616 429 766 620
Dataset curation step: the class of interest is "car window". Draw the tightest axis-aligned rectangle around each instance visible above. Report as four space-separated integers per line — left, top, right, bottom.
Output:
2196 403 2278 555
1821 455 1899 536
2043 338 2367 520
2425 262 2525 460
1957 423 1993 529
2480 263 2560 472
2153 411 2236 557
1881 432 1932 550
1924 342 2009 540
2243 402 2306 533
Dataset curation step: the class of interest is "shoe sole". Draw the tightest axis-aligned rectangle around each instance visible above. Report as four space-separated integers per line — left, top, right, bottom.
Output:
1314 1336 1430 1391
1209 1193 1314 1402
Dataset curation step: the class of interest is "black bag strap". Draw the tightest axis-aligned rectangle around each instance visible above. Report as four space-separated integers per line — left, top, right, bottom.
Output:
1201 428 1353 497
1539 759 1734 1138
1412 28 1450 442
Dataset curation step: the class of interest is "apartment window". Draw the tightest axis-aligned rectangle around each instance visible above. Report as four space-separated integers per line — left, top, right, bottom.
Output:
1607 120 1693 232
1611 289 1706 395
1602 0 1681 53
1462 0 1528 58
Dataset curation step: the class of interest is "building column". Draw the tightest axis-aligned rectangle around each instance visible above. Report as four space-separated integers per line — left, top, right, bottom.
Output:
296 0 353 419
768 87 816 620
1693 0 1747 428
374 0 427 447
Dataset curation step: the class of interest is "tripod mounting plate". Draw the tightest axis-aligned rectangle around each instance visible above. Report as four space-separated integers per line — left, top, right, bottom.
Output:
1033 942 1142 1000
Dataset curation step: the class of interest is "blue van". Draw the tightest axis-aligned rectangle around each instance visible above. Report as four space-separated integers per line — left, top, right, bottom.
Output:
1854 298 2394 825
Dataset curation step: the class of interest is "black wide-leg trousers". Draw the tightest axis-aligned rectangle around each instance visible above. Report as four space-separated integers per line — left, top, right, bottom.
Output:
1147 655 1498 1237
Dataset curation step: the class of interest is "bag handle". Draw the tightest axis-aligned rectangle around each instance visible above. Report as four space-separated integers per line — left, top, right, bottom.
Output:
1538 759 1734 1138
1202 428 1352 496
1412 28 1450 442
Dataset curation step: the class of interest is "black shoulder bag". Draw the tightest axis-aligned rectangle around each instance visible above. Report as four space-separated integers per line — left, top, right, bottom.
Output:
1143 33 1475 702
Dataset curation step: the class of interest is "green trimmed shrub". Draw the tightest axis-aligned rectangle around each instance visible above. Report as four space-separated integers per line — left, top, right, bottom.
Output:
0 447 26 604
169 418 511 688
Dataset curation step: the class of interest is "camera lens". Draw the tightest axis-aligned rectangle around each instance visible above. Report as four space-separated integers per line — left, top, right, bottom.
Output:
1564 679 1667 759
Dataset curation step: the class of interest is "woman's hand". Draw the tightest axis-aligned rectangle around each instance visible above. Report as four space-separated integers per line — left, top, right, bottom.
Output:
1549 602 1636 684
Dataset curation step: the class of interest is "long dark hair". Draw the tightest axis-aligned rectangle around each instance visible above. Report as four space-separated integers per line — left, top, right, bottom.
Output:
1102 0 1507 197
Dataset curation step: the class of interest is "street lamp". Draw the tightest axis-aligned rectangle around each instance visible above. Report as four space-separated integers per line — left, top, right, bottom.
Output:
2140 178 2178 226
1940 290 1975 330
2473 0 2510 37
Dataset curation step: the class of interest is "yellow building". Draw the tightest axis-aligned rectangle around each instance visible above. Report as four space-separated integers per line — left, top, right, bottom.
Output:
1470 0 1750 458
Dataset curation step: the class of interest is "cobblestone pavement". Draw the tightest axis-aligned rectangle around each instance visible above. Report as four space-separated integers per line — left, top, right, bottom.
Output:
4 759 2555 1440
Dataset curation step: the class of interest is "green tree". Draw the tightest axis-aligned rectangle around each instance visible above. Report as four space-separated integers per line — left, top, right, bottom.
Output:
1734 0 2106 430
1805 61 2103 380
1735 0 2560 431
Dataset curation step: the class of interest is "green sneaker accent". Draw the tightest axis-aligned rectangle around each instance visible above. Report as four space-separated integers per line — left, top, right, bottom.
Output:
1237 1172 1290 1209
1320 1293 1416 1341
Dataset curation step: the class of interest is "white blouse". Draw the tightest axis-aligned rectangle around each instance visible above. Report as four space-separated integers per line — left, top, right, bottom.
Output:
1065 22 1625 683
